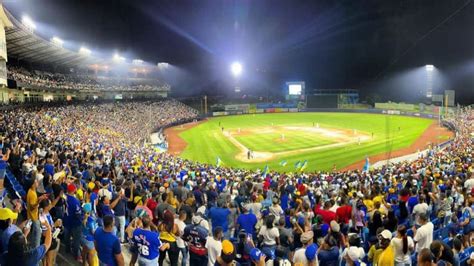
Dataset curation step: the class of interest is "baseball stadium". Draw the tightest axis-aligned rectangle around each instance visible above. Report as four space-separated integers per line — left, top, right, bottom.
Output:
0 2 472 266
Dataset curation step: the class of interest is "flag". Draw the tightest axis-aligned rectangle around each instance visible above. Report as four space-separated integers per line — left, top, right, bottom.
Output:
279 160 288 167
300 160 308 172
262 165 269 177
294 161 302 170
363 156 370 172
216 157 222 167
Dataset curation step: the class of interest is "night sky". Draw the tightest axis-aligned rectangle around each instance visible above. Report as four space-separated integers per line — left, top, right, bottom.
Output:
4 0 474 104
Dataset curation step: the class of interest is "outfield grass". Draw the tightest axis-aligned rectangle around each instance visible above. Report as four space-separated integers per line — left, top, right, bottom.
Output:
178 113 433 172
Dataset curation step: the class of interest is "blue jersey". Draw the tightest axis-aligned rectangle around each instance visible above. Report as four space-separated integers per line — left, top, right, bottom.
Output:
183 224 208 256
83 216 97 242
64 194 82 228
132 228 162 260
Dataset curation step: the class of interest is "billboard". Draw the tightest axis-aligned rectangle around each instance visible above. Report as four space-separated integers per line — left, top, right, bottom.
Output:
286 81 305 96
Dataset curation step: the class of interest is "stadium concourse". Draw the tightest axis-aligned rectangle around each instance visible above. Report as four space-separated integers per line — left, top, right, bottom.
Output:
0 95 471 266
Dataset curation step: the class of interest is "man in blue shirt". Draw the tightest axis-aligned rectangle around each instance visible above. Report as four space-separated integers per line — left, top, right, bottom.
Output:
64 183 83 261
94 215 124 266
208 200 231 236
236 205 257 238
132 216 169 265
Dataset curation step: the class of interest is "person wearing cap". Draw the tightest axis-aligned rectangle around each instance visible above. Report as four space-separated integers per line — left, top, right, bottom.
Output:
293 230 316 266
81 203 98 266
377 229 395 266
183 214 209 266
413 213 434 254
214 239 237 266
27 176 49 250
64 183 84 262
0 207 23 253
250 247 267 266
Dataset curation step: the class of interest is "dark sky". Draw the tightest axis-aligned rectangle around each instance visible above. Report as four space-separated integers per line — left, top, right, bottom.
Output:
4 0 474 104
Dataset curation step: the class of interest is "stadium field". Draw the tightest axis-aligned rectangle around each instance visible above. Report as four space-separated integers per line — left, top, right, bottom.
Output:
169 113 439 172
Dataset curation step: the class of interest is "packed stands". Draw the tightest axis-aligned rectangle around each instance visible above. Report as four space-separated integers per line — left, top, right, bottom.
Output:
7 65 171 92
0 99 471 266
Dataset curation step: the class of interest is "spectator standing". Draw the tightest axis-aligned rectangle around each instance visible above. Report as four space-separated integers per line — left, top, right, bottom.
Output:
183 215 209 265
413 213 434 253
94 215 124 266
64 183 83 262
391 225 414 266
206 226 223 266
27 178 48 249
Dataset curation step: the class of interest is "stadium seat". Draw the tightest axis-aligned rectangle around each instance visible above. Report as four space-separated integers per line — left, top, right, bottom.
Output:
407 229 414 238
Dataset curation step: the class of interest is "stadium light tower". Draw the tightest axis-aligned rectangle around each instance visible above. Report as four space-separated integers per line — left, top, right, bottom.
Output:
51 36 64 47
230 62 242 77
21 15 36 32
425 64 434 98
79 46 91 56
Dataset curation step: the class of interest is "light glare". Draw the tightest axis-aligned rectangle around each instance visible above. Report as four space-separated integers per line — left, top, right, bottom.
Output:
79 47 91 56
231 62 242 77
21 15 36 31
425 65 434 71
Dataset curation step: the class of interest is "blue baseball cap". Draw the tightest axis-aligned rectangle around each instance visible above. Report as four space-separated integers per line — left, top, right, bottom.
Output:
250 248 263 261
305 243 318 261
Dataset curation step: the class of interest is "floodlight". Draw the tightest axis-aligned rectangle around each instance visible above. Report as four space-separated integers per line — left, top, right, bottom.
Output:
133 59 143 65
51 36 64 47
425 65 434 71
231 62 242 77
113 53 125 62
157 62 169 69
79 47 91 56
21 15 36 31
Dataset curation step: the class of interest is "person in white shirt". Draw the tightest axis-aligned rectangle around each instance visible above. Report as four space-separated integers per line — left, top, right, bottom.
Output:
175 210 187 266
206 226 223 266
293 231 317 266
413 213 434 253
412 195 429 223
464 176 474 192
391 225 414 265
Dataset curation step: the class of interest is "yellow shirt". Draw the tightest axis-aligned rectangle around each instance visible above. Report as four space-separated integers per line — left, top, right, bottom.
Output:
363 199 374 211
27 188 39 221
368 245 384 266
378 245 395 266
373 195 383 204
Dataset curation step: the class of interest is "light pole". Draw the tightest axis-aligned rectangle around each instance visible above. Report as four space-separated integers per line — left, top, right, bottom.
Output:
425 65 434 98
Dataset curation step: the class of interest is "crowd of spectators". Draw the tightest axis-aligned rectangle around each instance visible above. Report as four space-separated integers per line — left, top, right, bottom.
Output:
0 99 471 266
7 66 170 92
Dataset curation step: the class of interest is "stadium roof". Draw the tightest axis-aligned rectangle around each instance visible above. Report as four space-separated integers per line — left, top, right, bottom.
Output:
4 8 102 68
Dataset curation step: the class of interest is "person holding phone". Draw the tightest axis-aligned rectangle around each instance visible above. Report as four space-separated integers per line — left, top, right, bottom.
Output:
4 219 52 266
39 193 63 266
